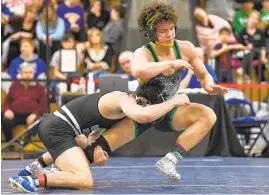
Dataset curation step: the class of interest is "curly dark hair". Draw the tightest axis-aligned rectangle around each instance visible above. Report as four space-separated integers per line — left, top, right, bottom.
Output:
137 2 179 33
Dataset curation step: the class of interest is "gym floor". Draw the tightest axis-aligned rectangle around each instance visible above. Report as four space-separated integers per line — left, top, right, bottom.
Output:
2 157 269 194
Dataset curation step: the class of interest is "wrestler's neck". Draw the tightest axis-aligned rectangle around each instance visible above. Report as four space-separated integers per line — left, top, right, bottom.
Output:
151 41 173 56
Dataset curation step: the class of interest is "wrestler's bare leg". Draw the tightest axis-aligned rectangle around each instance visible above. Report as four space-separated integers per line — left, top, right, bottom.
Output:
43 147 93 189
171 103 216 150
156 103 216 181
17 135 91 177
102 118 136 151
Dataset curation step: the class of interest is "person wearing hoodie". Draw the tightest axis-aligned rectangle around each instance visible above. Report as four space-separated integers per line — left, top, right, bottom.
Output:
8 38 46 79
102 6 124 54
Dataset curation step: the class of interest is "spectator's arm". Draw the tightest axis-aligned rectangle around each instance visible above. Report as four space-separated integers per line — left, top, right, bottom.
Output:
102 46 114 71
232 12 242 35
53 66 67 80
261 47 267 63
228 44 246 50
3 84 14 113
8 60 19 79
91 62 105 70
104 24 123 43
20 32 33 39
36 59 47 78
1 13 10 24
32 85 46 116
36 21 46 40
50 18 65 40
50 51 67 79
211 46 226 58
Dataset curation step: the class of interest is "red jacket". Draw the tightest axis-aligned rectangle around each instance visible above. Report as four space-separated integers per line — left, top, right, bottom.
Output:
3 82 46 116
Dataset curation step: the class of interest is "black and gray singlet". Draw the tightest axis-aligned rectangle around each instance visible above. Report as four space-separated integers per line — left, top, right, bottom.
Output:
135 41 183 104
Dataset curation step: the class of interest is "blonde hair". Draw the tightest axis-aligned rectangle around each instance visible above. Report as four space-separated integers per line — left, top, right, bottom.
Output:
41 5 58 29
20 38 35 49
25 5 36 15
87 27 105 48
250 10 267 29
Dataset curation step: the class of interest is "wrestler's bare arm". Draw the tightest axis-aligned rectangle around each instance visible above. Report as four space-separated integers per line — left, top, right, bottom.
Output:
180 41 214 87
181 40 228 94
131 47 174 80
116 92 190 124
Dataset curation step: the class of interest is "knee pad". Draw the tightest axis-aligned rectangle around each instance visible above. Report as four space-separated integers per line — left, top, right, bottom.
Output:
83 135 111 163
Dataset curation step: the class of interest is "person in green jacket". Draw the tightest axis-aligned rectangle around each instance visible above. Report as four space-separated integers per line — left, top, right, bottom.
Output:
233 0 255 36
261 0 269 25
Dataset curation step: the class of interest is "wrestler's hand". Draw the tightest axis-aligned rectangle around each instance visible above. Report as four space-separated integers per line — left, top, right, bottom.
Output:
75 134 88 149
171 93 190 106
204 84 228 95
93 146 109 166
172 59 193 71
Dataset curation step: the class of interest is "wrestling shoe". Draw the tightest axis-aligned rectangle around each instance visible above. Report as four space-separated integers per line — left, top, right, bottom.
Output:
155 152 181 181
9 176 37 193
18 161 59 177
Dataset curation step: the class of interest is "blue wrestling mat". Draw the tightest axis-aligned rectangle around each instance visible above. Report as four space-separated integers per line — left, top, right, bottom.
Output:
2 157 269 194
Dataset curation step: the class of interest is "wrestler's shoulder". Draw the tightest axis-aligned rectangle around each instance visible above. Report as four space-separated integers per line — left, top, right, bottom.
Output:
133 46 152 58
175 39 195 50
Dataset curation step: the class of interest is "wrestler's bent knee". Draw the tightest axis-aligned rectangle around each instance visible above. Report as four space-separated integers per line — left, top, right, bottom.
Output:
76 174 93 190
199 105 217 128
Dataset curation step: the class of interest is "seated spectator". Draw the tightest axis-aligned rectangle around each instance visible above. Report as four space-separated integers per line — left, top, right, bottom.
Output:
8 38 46 79
3 5 37 68
237 11 268 82
84 27 115 76
50 33 81 81
118 51 136 81
56 0 85 41
2 63 46 149
118 51 138 91
36 4 65 63
233 0 255 36
211 27 246 82
50 33 81 104
102 6 124 55
87 0 110 30
193 7 234 55
180 47 218 89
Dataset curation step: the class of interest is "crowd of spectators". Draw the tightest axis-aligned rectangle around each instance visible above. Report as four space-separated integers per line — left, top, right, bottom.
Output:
1 0 269 147
194 0 269 84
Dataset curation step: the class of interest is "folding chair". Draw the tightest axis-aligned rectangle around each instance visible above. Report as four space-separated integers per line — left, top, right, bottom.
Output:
224 88 269 155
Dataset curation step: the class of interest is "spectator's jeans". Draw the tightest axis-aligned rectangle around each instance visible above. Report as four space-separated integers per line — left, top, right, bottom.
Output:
50 72 81 105
1 113 31 142
218 70 234 82
242 49 266 82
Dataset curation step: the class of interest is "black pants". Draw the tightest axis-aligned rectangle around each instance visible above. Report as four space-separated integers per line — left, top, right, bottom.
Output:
67 29 87 42
242 50 266 82
39 40 61 64
2 113 30 142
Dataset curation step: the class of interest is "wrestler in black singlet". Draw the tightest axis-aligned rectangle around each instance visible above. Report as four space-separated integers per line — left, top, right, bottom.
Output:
38 93 123 161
